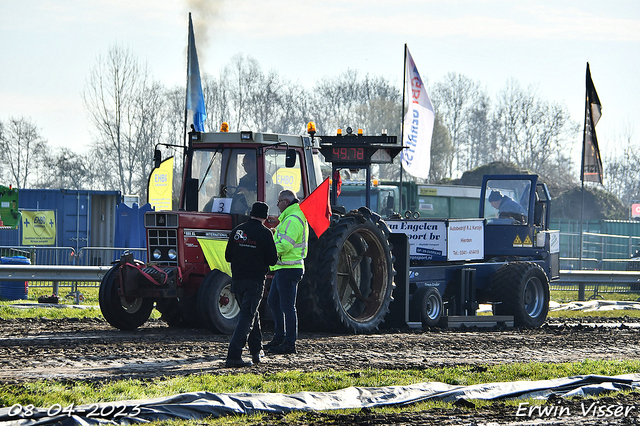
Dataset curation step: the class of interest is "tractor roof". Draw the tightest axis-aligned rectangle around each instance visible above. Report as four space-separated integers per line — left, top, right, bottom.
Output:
192 131 312 148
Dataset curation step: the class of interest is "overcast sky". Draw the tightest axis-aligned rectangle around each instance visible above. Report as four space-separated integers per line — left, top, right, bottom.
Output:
1 0 638 173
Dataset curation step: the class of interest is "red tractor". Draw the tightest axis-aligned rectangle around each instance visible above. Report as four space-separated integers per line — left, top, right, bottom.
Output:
99 127 399 334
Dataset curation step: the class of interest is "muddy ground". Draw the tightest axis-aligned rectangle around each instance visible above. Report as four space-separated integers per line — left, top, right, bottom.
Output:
2 315 640 424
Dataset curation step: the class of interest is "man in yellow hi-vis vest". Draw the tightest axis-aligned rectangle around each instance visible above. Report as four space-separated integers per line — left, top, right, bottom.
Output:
266 189 308 355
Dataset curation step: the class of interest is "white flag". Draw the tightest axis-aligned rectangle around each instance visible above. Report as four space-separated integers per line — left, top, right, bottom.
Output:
401 47 434 179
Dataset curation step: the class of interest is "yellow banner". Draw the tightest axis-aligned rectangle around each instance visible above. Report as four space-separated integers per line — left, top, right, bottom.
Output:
197 238 232 276
21 210 56 245
274 168 301 193
148 157 174 211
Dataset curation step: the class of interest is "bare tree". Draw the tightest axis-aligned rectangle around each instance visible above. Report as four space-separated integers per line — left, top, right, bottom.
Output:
225 54 262 131
429 114 454 183
44 148 96 189
604 127 640 205
465 92 493 169
274 83 313 135
84 44 163 197
312 70 401 136
0 117 48 188
202 74 231 132
130 80 167 202
491 80 578 183
431 73 484 177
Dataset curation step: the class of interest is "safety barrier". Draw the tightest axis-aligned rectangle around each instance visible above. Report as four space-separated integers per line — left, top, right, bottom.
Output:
0 247 145 303
551 270 640 301
0 264 110 304
75 247 146 266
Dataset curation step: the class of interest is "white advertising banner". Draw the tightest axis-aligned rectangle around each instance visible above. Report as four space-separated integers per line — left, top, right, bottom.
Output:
387 220 447 261
401 47 435 179
447 220 484 261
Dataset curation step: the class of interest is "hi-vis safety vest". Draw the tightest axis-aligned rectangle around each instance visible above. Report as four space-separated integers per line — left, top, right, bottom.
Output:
273 202 308 271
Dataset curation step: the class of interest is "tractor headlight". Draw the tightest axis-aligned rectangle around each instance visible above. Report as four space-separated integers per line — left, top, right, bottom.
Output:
168 248 177 260
153 249 162 260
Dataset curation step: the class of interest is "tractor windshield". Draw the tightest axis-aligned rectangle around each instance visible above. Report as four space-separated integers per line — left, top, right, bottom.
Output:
484 179 530 225
192 148 257 215
263 148 304 213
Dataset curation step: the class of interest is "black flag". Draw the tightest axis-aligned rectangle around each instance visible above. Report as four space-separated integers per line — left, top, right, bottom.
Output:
581 62 603 183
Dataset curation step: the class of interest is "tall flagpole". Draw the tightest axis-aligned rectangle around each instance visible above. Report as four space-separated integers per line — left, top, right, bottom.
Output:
180 13 192 211
579 63 590 273
183 13 192 150
399 44 407 213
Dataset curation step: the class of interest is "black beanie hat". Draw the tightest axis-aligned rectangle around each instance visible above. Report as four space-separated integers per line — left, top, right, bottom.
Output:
488 190 503 202
250 202 269 219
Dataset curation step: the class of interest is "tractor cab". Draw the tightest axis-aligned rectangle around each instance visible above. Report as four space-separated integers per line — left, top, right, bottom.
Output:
480 174 558 279
179 130 323 219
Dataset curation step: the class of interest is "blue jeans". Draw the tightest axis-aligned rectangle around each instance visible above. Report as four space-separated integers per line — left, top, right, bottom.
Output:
267 268 303 345
227 278 264 360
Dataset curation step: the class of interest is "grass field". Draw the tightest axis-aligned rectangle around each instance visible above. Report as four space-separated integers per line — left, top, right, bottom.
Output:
2 285 640 424
2 285 639 320
2 360 639 425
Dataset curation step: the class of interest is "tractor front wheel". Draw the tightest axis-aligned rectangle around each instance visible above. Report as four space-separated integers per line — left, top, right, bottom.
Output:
197 270 240 334
99 265 154 331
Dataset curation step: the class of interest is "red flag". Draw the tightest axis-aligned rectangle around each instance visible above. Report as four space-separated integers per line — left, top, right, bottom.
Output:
333 170 342 196
300 178 332 237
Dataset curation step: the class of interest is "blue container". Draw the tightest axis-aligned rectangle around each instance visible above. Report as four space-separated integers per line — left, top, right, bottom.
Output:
18 189 121 254
0 256 30 300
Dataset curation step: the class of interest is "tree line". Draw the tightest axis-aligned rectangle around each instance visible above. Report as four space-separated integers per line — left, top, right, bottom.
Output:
1 44 637 212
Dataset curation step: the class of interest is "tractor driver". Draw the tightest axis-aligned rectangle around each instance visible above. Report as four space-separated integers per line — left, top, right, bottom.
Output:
488 190 527 223
231 153 257 214
238 154 257 193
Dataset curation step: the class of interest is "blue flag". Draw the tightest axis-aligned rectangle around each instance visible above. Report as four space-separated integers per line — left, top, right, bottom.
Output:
187 13 206 132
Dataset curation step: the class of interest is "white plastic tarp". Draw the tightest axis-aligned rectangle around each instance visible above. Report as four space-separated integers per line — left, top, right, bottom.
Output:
1 374 639 425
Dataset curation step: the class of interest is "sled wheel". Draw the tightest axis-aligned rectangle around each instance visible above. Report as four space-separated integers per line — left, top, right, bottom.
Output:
492 262 549 328
197 270 239 334
99 264 154 331
411 287 444 328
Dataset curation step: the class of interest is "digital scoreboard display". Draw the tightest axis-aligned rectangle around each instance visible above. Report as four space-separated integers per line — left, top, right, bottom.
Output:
318 134 401 165
330 147 367 163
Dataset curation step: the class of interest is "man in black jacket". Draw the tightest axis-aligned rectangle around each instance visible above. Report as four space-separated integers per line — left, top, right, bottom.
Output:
224 201 278 368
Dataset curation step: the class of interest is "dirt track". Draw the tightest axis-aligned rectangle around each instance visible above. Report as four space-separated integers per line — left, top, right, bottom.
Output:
2 316 640 424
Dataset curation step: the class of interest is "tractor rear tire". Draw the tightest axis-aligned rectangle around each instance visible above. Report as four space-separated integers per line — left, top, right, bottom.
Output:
411 287 444 328
99 264 154 331
492 262 549 328
197 270 239 334
300 208 395 333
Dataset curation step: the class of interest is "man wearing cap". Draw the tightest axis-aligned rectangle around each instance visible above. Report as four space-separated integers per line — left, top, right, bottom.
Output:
224 201 278 368
488 190 527 223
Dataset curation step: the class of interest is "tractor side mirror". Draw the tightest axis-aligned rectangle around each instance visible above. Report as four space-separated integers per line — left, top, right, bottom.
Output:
153 149 162 169
285 149 296 168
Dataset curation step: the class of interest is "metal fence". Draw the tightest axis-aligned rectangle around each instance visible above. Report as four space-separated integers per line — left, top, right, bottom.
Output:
75 247 146 266
0 246 146 266
551 270 640 300
0 246 75 265
4 230 640 302
559 232 640 271
0 246 145 302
